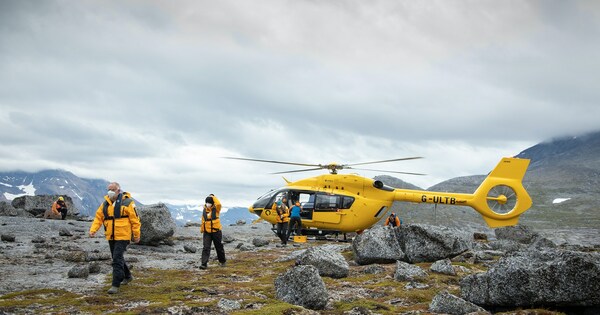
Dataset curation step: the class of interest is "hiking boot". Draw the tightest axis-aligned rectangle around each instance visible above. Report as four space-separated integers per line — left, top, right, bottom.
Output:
219 262 226 267
107 286 119 294
199 264 207 270
121 276 133 285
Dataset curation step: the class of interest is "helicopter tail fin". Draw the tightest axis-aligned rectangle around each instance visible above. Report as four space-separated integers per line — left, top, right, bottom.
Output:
470 157 533 227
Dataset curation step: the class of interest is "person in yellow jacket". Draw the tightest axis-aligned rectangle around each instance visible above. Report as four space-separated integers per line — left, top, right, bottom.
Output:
199 194 226 269
44 196 64 220
272 197 290 246
384 212 401 227
89 182 141 294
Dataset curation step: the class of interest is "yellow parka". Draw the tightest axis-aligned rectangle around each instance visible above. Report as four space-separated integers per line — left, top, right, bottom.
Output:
201 195 222 233
51 201 61 216
90 192 141 241
272 202 290 223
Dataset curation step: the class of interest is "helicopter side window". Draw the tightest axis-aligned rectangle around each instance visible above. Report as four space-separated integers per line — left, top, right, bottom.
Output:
315 194 340 212
341 196 354 209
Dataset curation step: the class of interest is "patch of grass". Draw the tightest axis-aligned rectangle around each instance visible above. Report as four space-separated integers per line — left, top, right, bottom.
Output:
0 288 79 307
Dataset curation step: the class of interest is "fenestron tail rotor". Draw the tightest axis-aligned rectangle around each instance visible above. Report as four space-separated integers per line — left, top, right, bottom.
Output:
222 156 424 175
485 185 517 214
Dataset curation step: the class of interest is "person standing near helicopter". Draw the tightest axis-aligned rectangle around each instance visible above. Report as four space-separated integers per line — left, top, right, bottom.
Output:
199 194 227 269
272 197 290 246
384 212 401 227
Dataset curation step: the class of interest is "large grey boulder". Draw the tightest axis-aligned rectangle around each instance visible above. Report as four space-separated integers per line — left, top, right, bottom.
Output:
352 225 404 265
11 195 78 216
395 224 471 263
429 290 488 315
274 265 328 310
494 225 539 244
0 202 18 216
137 203 176 246
461 249 600 307
297 245 349 278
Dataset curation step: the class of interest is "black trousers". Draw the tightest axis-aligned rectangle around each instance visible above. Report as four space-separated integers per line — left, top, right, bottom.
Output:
59 208 68 220
276 222 289 244
109 240 131 287
287 217 302 239
201 230 226 265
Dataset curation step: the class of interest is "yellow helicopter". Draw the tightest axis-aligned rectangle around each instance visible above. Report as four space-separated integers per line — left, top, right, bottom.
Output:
225 156 532 236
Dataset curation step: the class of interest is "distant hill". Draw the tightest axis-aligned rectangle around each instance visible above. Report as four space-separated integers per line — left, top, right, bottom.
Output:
0 170 108 217
165 204 257 227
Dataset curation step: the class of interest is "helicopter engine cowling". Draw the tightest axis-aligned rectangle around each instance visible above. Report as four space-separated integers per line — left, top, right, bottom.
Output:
373 180 394 192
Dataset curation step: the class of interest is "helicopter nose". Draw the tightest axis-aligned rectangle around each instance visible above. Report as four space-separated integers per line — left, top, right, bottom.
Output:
249 206 263 217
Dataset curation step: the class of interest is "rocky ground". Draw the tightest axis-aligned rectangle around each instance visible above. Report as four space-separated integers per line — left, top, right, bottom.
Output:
0 216 280 296
1 216 599 314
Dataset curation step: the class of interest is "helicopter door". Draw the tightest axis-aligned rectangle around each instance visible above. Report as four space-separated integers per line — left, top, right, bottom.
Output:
312 193 342 224
292 192 314 220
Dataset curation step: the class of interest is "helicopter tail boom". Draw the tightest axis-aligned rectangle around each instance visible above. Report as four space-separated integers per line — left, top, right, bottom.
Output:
393 157 532 228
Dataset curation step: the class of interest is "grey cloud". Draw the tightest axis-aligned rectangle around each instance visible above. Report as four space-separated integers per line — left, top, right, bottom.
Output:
1 1 599 205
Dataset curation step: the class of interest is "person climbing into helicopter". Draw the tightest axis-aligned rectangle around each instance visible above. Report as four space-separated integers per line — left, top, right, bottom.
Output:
384 212 401 227
287 201 303 240
272 197 290 246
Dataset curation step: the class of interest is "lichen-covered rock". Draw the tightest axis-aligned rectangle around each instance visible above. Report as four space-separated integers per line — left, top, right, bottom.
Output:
494 225 539 244
395 224 470 263
59 228 73 236
137 203 176 246
68 265 89 278
461 249 600 307
252 237 269 247
183 244 197 253
362 264 386 275
297 245 349 278
429 290 488 315
430 259 456 276
393 261 427 282
274 265 328 310
217 298 241 311
352 225 404 265
88 262 102 274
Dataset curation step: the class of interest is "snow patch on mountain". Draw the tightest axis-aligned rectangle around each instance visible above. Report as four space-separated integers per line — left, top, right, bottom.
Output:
3 182 37 200
553 198 571 204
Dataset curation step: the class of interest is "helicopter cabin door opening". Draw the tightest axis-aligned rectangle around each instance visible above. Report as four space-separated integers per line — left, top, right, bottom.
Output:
287 191 355 225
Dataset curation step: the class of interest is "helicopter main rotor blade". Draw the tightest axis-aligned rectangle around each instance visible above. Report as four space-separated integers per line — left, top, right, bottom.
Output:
347 167 426 176
270 167 325 174
346 157 423 167
222 157 320 168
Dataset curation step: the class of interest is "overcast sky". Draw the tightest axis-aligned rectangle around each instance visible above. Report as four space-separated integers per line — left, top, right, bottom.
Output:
1 0 599 208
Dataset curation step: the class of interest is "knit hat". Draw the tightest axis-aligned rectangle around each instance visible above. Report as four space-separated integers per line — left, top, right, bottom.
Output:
205 196 214 204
